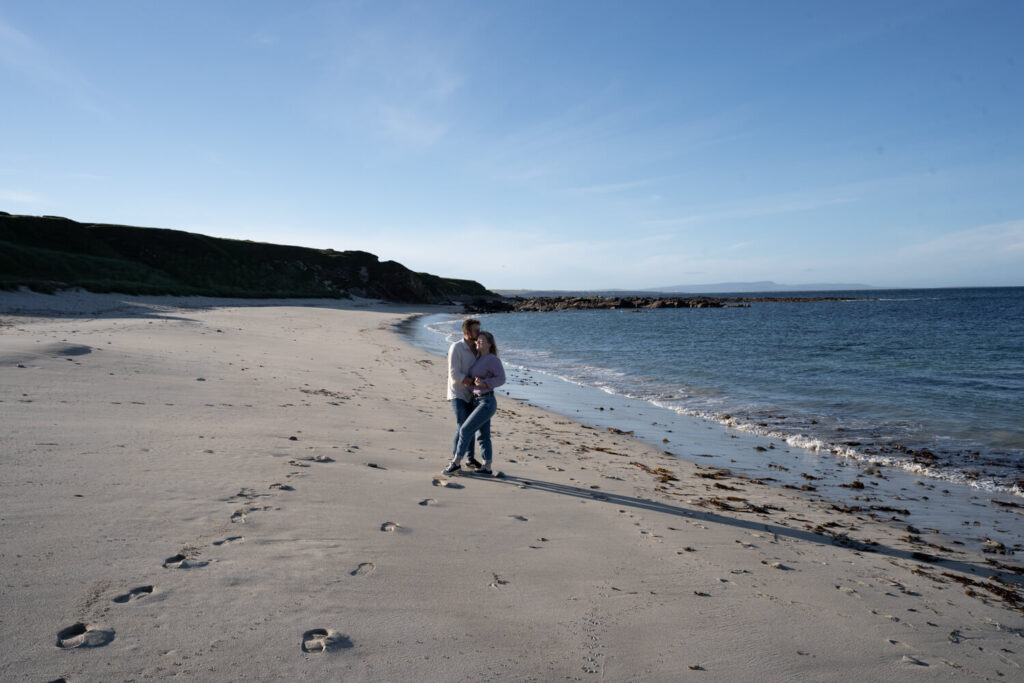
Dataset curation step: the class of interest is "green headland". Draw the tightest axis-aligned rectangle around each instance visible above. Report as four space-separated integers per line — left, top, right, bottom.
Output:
0 213 492 303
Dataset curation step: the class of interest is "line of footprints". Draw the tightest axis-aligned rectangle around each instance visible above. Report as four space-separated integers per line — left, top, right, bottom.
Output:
52 452 334 655
52 459 513 658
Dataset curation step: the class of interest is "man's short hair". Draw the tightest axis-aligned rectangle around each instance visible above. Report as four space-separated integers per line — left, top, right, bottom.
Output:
462 318 481 333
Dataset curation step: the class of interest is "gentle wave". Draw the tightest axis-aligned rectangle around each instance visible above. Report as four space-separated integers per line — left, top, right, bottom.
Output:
511 358 1023 497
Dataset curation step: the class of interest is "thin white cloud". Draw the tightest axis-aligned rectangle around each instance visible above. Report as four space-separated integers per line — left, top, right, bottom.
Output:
377 104 447 147
767 218 1024 288
312 7 465 147
0 16 103 114
499 111 621 161
415 54 463 100
901 219 1024 258
339 223 704 290
0 188 42 203
646 195 854 228
0 18 41 70
642 167 971 230
562 175 674 195
478 88 662 182
479 92 748 193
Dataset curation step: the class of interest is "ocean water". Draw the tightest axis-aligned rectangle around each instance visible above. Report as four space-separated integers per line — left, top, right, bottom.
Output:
407 287 1024 498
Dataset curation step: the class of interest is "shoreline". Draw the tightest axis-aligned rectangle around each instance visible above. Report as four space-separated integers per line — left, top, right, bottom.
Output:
440 290 1024 501
401 312 1024 557
2 291 1022 680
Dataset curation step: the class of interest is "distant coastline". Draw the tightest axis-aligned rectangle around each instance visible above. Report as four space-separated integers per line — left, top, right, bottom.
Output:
652 280 879 294
494 281 879 297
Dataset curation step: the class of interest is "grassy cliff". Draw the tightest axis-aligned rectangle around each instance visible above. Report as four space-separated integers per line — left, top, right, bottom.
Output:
0 213 493 303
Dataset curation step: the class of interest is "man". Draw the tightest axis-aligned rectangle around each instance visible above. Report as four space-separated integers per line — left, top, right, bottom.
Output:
447 318 482 469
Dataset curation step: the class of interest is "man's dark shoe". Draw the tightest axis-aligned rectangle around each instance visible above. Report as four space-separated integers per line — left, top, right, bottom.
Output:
465 457 483 469
442 461 461 475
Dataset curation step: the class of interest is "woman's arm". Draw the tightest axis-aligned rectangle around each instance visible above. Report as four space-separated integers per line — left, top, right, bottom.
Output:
476 357 506 390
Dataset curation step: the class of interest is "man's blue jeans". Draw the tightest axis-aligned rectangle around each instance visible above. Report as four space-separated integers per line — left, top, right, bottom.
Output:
453 394 497 464
451 398 476 460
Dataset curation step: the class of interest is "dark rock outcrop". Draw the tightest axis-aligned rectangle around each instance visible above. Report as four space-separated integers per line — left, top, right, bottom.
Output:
501 296 728 312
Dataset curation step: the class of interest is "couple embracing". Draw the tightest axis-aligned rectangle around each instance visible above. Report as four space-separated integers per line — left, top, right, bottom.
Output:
444 318 506 476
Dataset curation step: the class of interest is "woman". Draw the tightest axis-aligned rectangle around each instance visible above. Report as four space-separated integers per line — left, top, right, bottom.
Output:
444 331 505 476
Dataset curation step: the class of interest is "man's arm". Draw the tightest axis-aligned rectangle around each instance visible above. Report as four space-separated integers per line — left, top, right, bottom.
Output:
448 343 474 387
448 343 465 385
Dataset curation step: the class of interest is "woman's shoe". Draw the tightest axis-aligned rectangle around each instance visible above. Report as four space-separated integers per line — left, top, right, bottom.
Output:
465 457 483 469
478 466 492 476
442 462 461 475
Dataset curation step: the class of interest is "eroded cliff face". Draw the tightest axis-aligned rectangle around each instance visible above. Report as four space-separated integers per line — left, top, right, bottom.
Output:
0 213 492 303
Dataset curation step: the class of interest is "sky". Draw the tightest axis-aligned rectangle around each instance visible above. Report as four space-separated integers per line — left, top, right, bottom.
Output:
1 1 1022 291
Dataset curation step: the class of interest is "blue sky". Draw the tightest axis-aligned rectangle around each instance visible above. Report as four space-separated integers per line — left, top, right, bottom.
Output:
2 1 1022 290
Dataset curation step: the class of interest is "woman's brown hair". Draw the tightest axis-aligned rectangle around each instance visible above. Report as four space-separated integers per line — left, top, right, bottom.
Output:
478 330 498 356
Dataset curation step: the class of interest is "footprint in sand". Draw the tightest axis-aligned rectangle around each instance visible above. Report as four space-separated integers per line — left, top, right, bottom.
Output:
350 562 375 577
762 561 793 570
418 498 437 506
227 488 260 502
870 609 900 623
431 478 463 489
230 509 247 523
163 554 187 568
301 628 352 654
213 536 244 546
509 515 528 522
380 522 401 532
269 483 295 491
55 623 115 649
112 586 153 603
289 455 335 466
163 554 208 569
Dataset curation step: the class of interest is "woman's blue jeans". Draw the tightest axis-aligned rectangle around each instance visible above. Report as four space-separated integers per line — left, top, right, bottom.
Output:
453 393 497 464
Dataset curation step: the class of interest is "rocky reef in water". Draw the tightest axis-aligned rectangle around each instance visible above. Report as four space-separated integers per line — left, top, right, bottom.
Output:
464 294 861 313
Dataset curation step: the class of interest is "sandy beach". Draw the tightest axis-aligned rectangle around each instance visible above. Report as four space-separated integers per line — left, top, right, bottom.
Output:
1 291 1022 682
